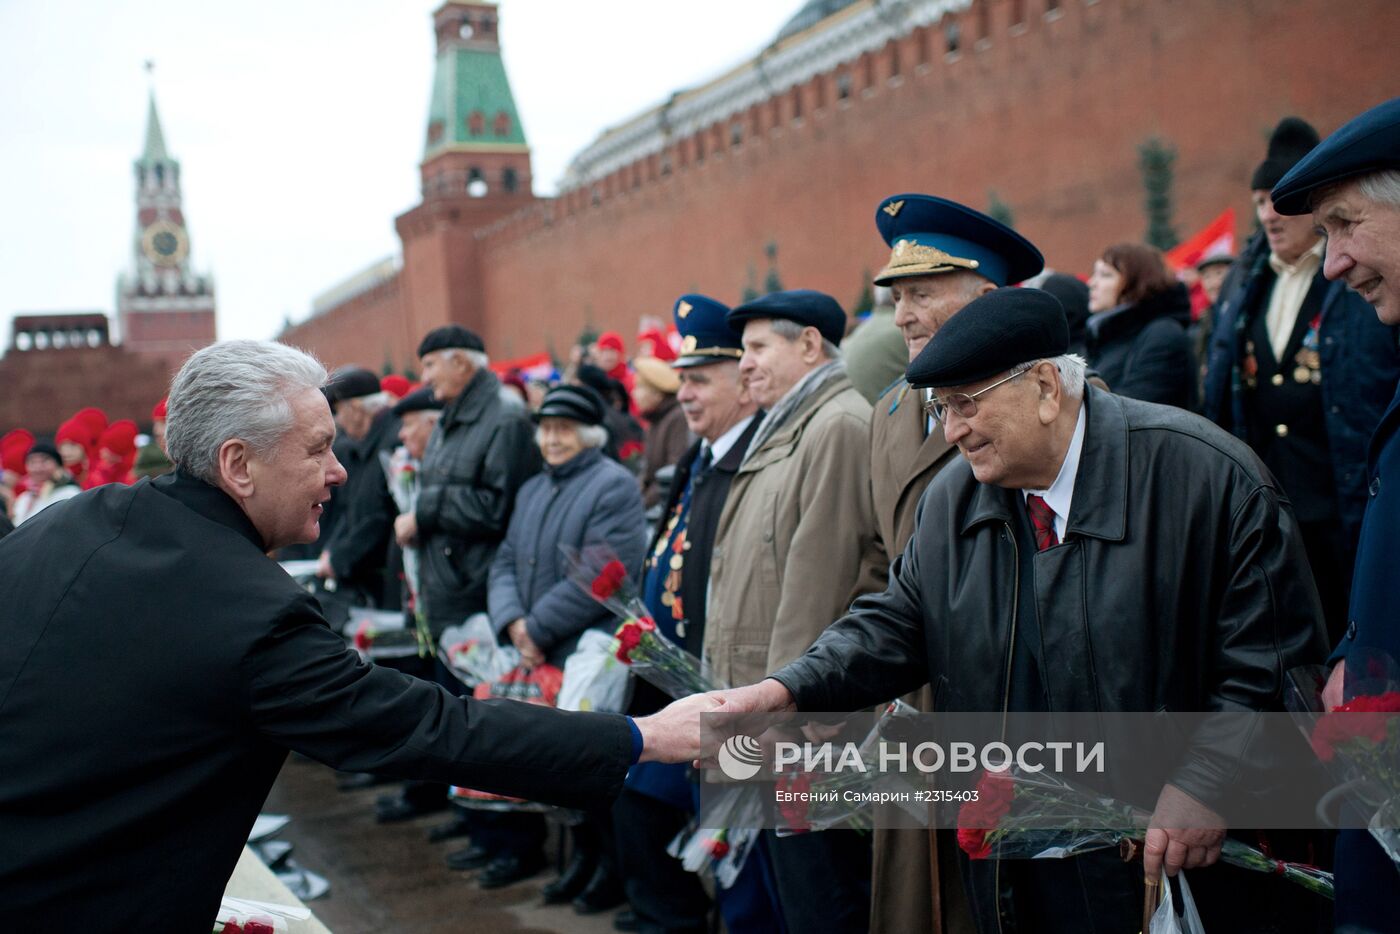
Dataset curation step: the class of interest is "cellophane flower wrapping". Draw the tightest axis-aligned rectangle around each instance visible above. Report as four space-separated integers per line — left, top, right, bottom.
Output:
561 541 726 697
774 699 925 835
379 448 432 657
1286 655 1400 869
954 765 1334 899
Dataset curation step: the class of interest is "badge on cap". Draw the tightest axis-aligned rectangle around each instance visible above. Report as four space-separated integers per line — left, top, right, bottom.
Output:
677 300 693 319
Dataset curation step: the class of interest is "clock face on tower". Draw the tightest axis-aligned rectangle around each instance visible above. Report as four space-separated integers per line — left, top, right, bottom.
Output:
141 219 189 267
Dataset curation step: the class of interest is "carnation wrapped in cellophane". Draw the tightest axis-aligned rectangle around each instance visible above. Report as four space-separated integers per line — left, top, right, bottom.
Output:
955 766 1334 899
561 542 725 698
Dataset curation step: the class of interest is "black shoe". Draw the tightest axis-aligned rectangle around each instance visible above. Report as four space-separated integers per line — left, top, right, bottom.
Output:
478 853 546 890
336 771 390 791
541 849 597 905
573 865 626 914
374 794 448 823
427 815 474 843
444 844 492 872
612 908 640 932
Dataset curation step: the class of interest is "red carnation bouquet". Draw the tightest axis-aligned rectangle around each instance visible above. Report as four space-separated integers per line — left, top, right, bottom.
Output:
1287 658 1400 869
954 766 1334 898
562 542 724 698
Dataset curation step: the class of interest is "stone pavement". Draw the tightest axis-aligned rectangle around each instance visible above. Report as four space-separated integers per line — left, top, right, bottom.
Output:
264 754 623 934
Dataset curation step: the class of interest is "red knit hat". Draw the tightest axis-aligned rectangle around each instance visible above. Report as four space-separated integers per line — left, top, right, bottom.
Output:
596 331 625 354
56 417 96 451
636 326 677 363
99 420 139 460
74 407 108 439
1 429 34 474
152 397 168 420
380 375 412 399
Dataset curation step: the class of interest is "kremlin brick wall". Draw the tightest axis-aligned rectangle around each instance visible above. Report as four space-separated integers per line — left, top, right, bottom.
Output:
284 0 1400 373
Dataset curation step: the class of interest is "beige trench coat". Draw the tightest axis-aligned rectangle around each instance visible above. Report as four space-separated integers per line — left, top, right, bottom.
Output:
704 374 883 689
868 381 974 934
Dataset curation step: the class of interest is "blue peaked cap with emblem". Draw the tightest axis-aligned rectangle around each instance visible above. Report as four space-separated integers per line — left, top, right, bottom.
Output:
672 294 743 369
874 193 1044 288
1272 96 1400 216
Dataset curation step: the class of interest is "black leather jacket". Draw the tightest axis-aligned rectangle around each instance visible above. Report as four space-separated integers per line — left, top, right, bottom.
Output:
416 368 541 632
772 387 1327 798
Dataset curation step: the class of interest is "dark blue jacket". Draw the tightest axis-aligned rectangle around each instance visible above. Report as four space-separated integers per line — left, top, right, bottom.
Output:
488 446 647 665
1203 232 1400 543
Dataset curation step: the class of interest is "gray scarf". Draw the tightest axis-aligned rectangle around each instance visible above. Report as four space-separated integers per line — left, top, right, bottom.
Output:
742 360 846 464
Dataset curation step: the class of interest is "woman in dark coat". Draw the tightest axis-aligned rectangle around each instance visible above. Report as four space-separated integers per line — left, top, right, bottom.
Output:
476 384 648 904
1085 242 1197 409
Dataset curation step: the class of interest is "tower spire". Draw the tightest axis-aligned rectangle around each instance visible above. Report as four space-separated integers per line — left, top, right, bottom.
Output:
141 63 169 166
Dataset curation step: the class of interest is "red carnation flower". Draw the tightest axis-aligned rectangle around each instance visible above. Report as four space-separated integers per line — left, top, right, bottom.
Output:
957 825 992 860
592 560 629 599
1310 692 1399 761
615 622 644 662
637 615 657 632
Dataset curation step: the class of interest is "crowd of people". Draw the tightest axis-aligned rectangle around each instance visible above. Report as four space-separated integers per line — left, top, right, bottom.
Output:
3 98 1399 934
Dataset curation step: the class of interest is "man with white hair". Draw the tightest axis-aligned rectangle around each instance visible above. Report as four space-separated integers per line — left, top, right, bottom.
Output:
712 289 1326 933
316 366 401 607
1272 95 1400 933
0 339 723 931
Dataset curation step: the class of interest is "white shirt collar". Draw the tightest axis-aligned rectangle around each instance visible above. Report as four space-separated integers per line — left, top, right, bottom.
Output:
1021 402 1087 541
705 414 756 464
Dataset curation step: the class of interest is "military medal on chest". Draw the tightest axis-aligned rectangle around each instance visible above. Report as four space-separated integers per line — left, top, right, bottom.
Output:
650 501 688 628
1293 313 1323 385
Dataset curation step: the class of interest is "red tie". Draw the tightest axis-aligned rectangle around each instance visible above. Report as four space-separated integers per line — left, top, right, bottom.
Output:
1027 495 1059 552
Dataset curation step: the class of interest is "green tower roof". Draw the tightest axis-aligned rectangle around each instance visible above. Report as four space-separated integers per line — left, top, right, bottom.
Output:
139 91 170 166
424 46 528 158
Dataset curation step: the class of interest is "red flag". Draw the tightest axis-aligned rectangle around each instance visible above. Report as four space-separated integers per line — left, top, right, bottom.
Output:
1166 208 1235 272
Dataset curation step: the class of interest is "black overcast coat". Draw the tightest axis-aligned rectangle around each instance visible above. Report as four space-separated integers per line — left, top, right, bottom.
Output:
1085 283 1197 409
326 407 401 604
0 471 632 932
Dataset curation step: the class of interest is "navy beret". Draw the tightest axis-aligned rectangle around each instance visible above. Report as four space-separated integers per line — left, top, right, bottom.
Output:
906 288 1068 388
534 384 606 426
673 294 743 368
323 366 382 404
392 386 443 416
417 325 486 357
1272 97 1400 215
874 194 1044 288
726 289 848 347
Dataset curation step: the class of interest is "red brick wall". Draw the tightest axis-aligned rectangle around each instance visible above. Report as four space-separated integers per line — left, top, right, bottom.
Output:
293 0 1400 365
280 274 408 373
0 346 178 436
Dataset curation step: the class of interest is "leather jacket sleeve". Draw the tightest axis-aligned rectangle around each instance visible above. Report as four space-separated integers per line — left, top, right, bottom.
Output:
417 415 536 542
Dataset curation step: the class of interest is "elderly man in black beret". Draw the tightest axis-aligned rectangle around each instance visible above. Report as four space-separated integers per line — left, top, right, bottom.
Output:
711 288 1327 933
379 325 543 823
705 288 884 933
1273 95 1400 933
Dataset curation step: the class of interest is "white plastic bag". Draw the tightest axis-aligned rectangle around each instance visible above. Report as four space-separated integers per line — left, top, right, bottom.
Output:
439 613 520 687
557 629 631 712
1149 871 1206 934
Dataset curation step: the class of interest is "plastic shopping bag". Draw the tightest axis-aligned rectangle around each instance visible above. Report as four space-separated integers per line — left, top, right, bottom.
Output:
1149 871 1206 934
557 629 631 713
439 613 520 687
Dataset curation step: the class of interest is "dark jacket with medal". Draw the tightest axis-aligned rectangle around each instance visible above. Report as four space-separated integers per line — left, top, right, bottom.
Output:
0 471 633 932
1204 231 1400 541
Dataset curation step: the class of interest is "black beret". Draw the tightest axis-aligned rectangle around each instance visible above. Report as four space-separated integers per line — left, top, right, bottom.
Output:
392 386 443 416
417 325 486 357
726 289 848 347
906 288 1069 388
1273 96 1400 215
533 384 606 426
28 439 61 462
1251 117 1320 192
323 366 382 405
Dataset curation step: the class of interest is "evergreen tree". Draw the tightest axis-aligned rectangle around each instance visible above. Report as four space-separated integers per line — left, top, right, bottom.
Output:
742 263 760 302
1138 137 1179 251
763 241 784 294
987 190 1015 229
851 271 874 316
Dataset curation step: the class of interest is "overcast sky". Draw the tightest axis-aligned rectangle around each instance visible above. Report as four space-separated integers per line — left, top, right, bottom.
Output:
0 0 797 345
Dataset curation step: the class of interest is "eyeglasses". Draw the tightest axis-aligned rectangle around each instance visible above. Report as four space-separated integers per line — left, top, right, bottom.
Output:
922 365 1033 425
